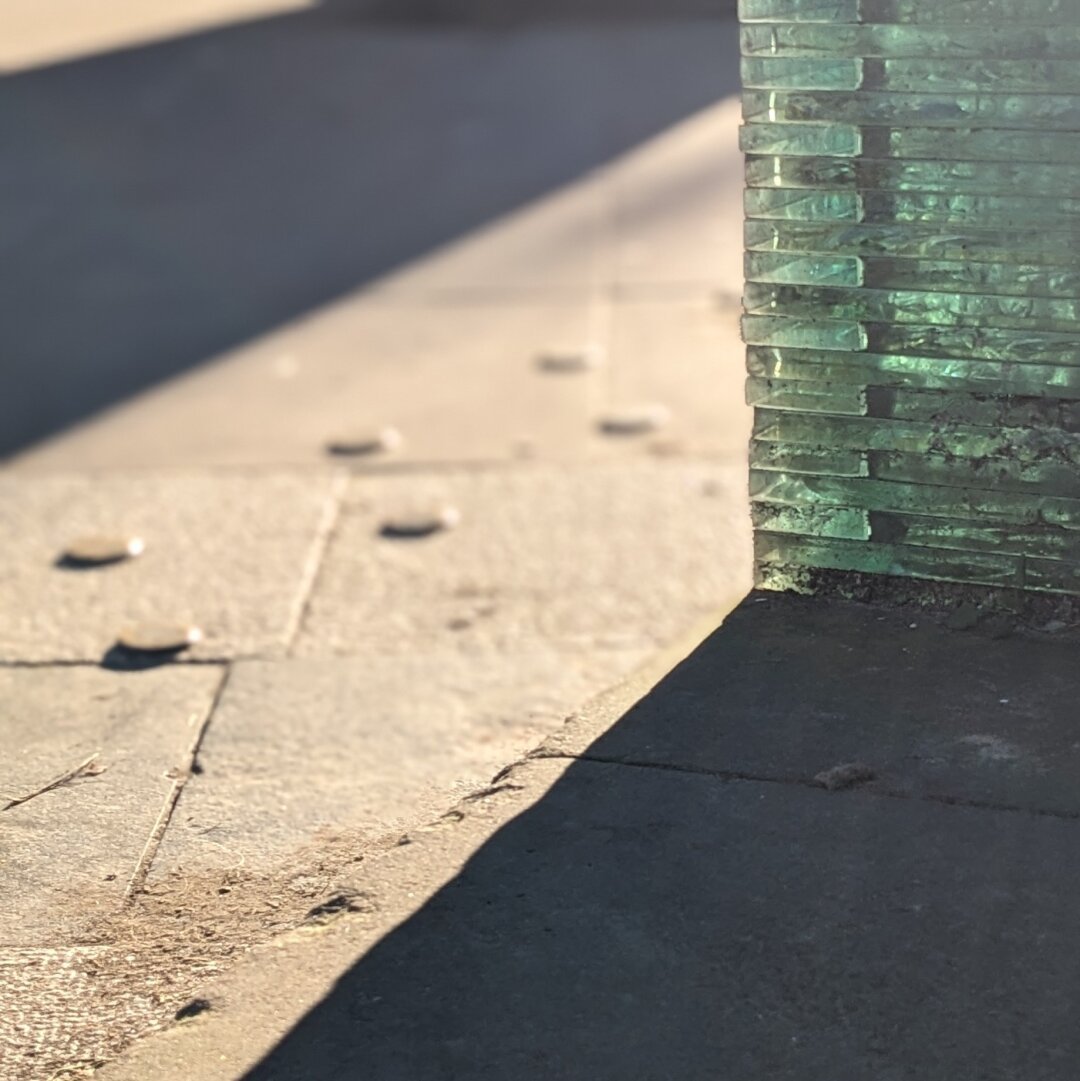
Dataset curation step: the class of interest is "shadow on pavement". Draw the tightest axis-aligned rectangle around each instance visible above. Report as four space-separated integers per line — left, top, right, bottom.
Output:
0 8 738 458
241 592 1080 1080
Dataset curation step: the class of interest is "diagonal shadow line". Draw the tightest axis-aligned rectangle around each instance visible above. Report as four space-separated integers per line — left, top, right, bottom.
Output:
238 591 1080 1080
0 7 739 459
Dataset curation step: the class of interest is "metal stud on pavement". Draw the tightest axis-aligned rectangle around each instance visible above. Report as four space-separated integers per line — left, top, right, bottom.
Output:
116 623 203 654
535 345 603 374
61 535 145 567
326 427 403 457
597 404 671 436
379 504 460 539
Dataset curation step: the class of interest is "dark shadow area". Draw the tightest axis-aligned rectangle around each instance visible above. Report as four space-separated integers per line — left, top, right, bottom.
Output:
242 592 1080 1080
0 8 739 458
327 0 736 21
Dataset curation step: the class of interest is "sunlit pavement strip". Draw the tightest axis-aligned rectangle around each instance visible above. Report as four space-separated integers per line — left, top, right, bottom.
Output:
0 20 749 1080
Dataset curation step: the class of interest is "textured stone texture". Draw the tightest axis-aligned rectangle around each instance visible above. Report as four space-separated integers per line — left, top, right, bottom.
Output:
603 96 743 295
103 751 1080 1081
2 20 740 466
11 303 602 471
152 649 643 874
599 297 747 459
295 462 752 656
0 665 222 945
545 592 1080 816
0 472 335 662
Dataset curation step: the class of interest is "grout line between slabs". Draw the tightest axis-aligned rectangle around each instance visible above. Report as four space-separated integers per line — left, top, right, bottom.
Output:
124 664 233 900
0 451 747 481
283 470 349 656
532 750 1080 823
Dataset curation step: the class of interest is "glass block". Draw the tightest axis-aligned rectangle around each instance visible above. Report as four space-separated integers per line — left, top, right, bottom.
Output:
741 57 863 90
745 219 1079 264
877 59 1080 95
752 502 870 541
752 411 1080 467
742 6 1080 600
748 187 1080 229
741 0 1080 24
749 469 1078 528
746 376 866 413
751 440 869 477
746 156 1080 199
754 533 1026 590
744 187 863 221
742 314 868 351
744 282 1080 333
746 346 1080 399
740 122 861 157
746 248 1080 300
870 451 1080 500
743 89 1080 131
741 25 1080 61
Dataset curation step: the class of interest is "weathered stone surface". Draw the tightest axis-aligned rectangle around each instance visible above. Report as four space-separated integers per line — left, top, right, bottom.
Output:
0 665 222 945
0 472 335 662
598 297 748 460
547 591 1080 816
10 303 600 471
151 650 643 875
295 462 752 656
603 96 743 294
103 755 1080 1081
6 28 742 472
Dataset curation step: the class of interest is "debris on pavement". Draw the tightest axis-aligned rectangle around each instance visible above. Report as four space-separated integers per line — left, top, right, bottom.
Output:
814 761 876 792
2 753 106 812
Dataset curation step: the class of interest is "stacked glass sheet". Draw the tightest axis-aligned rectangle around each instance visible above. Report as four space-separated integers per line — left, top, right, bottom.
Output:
741 0 1080 599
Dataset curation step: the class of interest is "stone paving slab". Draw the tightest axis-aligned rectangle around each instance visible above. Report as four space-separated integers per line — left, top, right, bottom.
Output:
10 301 601 472
295 462 752 656
0 472 335 662
603 97 743 295
150 648 643 876
11 293 752 473
545 591 1080 817
0 665 222 945
103 753 1080 1081
370 178 606 296
598 297 747 460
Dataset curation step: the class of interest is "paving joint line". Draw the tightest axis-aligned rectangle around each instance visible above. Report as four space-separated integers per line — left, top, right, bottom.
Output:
124 664 233 900
0 657 232 670
532 749 1080 822
0 453 744 482
284 470 349 656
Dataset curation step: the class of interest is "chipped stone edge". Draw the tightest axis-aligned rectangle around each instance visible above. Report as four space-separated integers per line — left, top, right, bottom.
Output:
96 604 739 1081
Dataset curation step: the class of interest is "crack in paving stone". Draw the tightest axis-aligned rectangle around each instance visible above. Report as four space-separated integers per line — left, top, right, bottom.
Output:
284 471 349 656
124 666 232 900
1 753 105 813
534 750 1080 822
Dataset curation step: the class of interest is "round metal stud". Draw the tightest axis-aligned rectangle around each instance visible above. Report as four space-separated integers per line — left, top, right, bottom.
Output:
597 404 671 436
116 623 202 654
379 504 460 539
61 535 145 567
326 427 403 457
535 345 603 374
